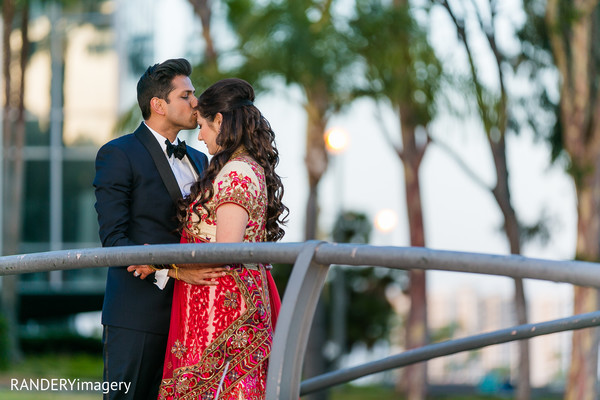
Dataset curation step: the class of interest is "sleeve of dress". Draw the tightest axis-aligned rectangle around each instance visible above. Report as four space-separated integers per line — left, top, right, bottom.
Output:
213 161 261 215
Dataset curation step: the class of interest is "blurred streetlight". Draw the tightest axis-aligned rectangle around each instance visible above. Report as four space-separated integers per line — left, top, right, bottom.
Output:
324 127 349 154
324 126 349 212
374 209 398 233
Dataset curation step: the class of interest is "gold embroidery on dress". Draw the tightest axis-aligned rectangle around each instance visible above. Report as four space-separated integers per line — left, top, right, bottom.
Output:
168 269 268 399
200 354 221 375
171 339 188 359
230 330 251 349
161 158 272 399
175 376 190 393
185 158 267 245
230 145 247 160
223 290 239 309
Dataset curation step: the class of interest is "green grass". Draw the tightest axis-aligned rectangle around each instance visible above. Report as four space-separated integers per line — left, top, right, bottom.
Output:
5 353 103 380
330 385 398 399
329 384 562 400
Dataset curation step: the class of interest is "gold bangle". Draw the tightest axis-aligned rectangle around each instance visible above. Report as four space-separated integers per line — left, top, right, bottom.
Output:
174 265 179 280
148 265 159 271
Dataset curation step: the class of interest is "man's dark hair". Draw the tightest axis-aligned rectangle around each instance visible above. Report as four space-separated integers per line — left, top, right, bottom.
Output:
136 58 192 120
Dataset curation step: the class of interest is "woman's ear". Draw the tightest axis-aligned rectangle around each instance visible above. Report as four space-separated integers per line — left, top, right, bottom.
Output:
215 112 223 132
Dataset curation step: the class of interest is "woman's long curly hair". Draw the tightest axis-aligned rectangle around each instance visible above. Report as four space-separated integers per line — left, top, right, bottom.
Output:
180 78 288 242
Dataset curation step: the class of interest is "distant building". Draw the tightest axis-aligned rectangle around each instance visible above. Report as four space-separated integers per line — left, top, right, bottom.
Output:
426 283 571 388
1 0 162 323
6 0 207 326
0 1 118 323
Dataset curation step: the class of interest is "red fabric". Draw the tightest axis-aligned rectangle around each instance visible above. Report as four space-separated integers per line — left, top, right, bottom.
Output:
158 233 282 399
157 157 283 399
266 270 281 329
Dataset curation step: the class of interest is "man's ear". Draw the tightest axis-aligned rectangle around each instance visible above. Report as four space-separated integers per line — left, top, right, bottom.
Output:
150 97 165 116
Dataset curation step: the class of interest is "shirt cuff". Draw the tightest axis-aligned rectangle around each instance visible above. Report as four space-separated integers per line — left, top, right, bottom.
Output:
154 268 170 290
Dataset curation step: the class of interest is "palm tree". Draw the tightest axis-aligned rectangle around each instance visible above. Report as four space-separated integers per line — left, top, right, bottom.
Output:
350 1 442 398
224 0 354 239
1 0 21 365
431 1 533 398
519 0 600 398
187 0 225 89
0 0 110 366
222 1 356 397
543 1 600 398
1 0 32 365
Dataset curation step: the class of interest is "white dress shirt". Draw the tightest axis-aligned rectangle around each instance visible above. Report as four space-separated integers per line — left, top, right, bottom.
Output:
144 122 199 289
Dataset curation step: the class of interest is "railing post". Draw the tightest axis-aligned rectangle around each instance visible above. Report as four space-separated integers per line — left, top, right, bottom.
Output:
266 240 329 399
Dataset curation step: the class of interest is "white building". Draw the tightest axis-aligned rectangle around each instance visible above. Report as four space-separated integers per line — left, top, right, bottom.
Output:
426 282 571 387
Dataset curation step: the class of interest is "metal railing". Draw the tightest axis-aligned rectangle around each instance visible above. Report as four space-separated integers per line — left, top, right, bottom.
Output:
1 240 599 399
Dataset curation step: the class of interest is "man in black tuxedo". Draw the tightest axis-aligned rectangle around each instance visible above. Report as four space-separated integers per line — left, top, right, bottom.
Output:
94 58 218 399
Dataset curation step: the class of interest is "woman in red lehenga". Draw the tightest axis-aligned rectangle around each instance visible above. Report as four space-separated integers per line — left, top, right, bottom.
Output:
156 78 287 399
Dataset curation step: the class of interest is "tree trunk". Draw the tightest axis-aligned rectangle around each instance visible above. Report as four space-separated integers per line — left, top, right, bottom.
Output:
437 1 532 395
512 279 529 398
567 182 600 400
1 0 22 365
303 82 329 242
302 87 329 400
489 135 530 400
545 1 600 398
9 0 28 255
396 105 428 400
2 0 13 147
188 0 217 68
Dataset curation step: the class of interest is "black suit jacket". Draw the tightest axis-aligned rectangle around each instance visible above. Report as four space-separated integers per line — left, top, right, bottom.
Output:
93 122 208 334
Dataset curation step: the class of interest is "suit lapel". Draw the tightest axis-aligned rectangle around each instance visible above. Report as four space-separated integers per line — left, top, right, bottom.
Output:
185 152 206 176
134 123 182 205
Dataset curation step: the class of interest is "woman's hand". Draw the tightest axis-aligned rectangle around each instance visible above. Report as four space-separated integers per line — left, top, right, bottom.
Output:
127 204 247 284
173 267 229 286
167 203 247 286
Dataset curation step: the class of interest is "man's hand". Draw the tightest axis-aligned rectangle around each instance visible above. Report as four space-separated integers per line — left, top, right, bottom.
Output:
127 264 155 280
126 243 155 280
174 267 228 286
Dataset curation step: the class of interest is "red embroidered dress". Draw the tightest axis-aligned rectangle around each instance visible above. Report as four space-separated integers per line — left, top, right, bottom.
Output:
158 155 280 400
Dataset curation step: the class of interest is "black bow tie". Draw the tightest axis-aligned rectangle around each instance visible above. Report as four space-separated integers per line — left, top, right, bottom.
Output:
165 139 187 160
